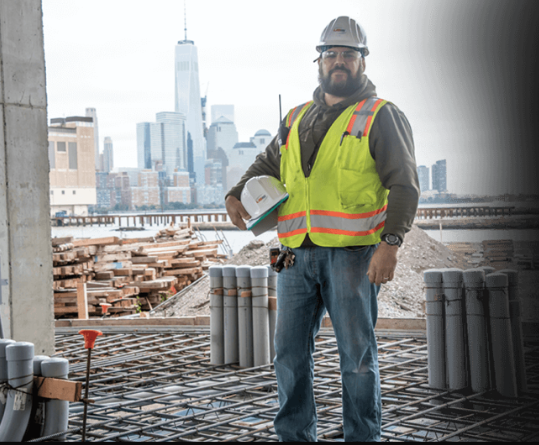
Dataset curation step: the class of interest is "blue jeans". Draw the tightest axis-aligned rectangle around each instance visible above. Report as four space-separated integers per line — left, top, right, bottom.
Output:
273 245 381 442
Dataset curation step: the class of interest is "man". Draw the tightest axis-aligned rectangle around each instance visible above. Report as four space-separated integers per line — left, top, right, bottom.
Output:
225 16 420 442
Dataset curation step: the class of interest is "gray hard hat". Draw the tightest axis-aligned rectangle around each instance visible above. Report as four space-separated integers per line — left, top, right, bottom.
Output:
316 16 369 56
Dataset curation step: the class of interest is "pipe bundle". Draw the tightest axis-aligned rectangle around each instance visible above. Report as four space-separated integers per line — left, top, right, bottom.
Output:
0 339 69 441
424 268 526 397
209 265 276 367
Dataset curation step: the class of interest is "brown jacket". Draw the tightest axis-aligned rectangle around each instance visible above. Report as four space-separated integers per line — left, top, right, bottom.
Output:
227 74 420 243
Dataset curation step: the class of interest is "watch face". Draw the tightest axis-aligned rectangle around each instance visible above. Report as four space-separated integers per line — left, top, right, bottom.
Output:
384 234 399 245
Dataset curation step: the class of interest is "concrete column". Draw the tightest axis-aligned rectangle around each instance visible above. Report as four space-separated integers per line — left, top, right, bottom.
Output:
0 1 54 354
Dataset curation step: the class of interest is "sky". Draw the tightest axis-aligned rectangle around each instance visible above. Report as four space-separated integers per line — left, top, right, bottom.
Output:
42 0 539 196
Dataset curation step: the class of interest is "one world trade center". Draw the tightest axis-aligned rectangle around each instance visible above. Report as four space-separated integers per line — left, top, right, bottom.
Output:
174 31 205 185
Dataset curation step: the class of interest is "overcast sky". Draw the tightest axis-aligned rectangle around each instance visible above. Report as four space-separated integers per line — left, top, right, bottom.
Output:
42 0 539 196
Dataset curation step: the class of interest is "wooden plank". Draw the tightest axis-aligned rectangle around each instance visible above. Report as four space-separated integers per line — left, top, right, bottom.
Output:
34 376 82 402
72 237 120 247
169 259 201 267
184 248 218 257
120 236 158 245
55 317 197 328
93 261 133 272
77 283 88 320
163 267 203 276
137 239 192 250
141 245 189 255
95 271 114 280
52 236 74 247
130 256 159 264
93 252 131 263
113 268 133 276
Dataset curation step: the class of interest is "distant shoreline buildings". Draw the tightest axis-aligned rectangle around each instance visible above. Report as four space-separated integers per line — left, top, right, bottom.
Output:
49 23 274 215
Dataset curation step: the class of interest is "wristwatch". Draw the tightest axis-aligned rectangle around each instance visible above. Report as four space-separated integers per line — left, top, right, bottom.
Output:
381 233 402 247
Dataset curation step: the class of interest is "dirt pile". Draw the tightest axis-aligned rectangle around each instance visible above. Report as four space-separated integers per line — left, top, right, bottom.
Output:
153 225 467 318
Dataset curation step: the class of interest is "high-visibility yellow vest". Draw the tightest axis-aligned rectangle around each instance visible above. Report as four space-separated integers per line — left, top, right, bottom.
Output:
277 97 390 248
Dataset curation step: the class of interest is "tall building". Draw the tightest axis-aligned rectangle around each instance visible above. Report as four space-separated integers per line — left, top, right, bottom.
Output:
103 136 114 173
417 165 430 192
137 122 162 170
156 112 187 176
175 34 205 184
48 116 97 216
211 104 235 124
432 159 447 192
136 112 186 176
85 107 100 171
207 116 239 157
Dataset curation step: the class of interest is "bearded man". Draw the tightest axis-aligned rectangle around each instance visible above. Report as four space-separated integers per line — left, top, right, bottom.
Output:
225 16 420 442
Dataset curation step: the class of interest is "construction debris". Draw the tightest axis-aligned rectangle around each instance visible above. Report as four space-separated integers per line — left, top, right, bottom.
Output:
52 225 225 318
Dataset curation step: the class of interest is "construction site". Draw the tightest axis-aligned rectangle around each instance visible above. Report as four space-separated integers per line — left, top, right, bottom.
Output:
1 1 539 442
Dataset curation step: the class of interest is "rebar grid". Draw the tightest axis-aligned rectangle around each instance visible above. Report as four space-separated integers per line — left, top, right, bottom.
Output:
33 327 539 442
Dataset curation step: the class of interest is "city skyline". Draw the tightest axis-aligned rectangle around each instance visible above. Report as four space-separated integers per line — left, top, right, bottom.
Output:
42 0 539 196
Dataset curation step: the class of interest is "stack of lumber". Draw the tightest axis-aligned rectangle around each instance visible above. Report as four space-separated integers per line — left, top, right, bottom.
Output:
52 226 227 319
482 239 514 270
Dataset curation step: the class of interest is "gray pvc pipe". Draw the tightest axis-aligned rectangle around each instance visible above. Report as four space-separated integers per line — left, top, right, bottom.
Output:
486 273 518 397
23 355 50 441
223 266 239 364
267 265 278 297
499 269 527 393
268 296 277 363
41 358 70 440
267 266 278 363
480 266 496 276
442 269 467 391
0 339 15 422
236 266 253 368
251 267 270 367
463 269 490 393
0 342 34 442
209 266 224 365
423 269 446 390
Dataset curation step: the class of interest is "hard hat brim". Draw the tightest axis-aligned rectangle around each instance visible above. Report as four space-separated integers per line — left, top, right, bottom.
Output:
246 194 289 235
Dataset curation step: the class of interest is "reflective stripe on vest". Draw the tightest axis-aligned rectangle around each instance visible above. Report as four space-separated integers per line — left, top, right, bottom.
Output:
277 211 308 239
285 102 313 150
310 205 387 236
345 97 385 138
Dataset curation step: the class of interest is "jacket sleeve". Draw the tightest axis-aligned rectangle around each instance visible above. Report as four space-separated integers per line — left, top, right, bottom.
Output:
369 103 420 241
225 134 282 201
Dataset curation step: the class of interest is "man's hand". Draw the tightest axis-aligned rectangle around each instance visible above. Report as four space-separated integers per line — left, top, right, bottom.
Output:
367 242 399 286
225 195 251 231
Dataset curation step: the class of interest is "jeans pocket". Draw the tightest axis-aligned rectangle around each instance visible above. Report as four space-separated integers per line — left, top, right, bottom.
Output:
343 245 369 252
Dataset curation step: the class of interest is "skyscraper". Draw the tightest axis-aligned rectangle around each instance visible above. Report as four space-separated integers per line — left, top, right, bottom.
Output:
156 112 187 177
136 112 186 176
137 122 163 170
417 165 430 192
174 33 205 184
103 136 114 173
85 107 100 171
432 159 447 192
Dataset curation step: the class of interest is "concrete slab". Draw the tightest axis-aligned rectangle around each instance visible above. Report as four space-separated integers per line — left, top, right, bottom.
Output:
0 0 46 107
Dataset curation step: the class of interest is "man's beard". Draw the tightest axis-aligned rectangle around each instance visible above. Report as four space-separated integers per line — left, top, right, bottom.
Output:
318 65 362 97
